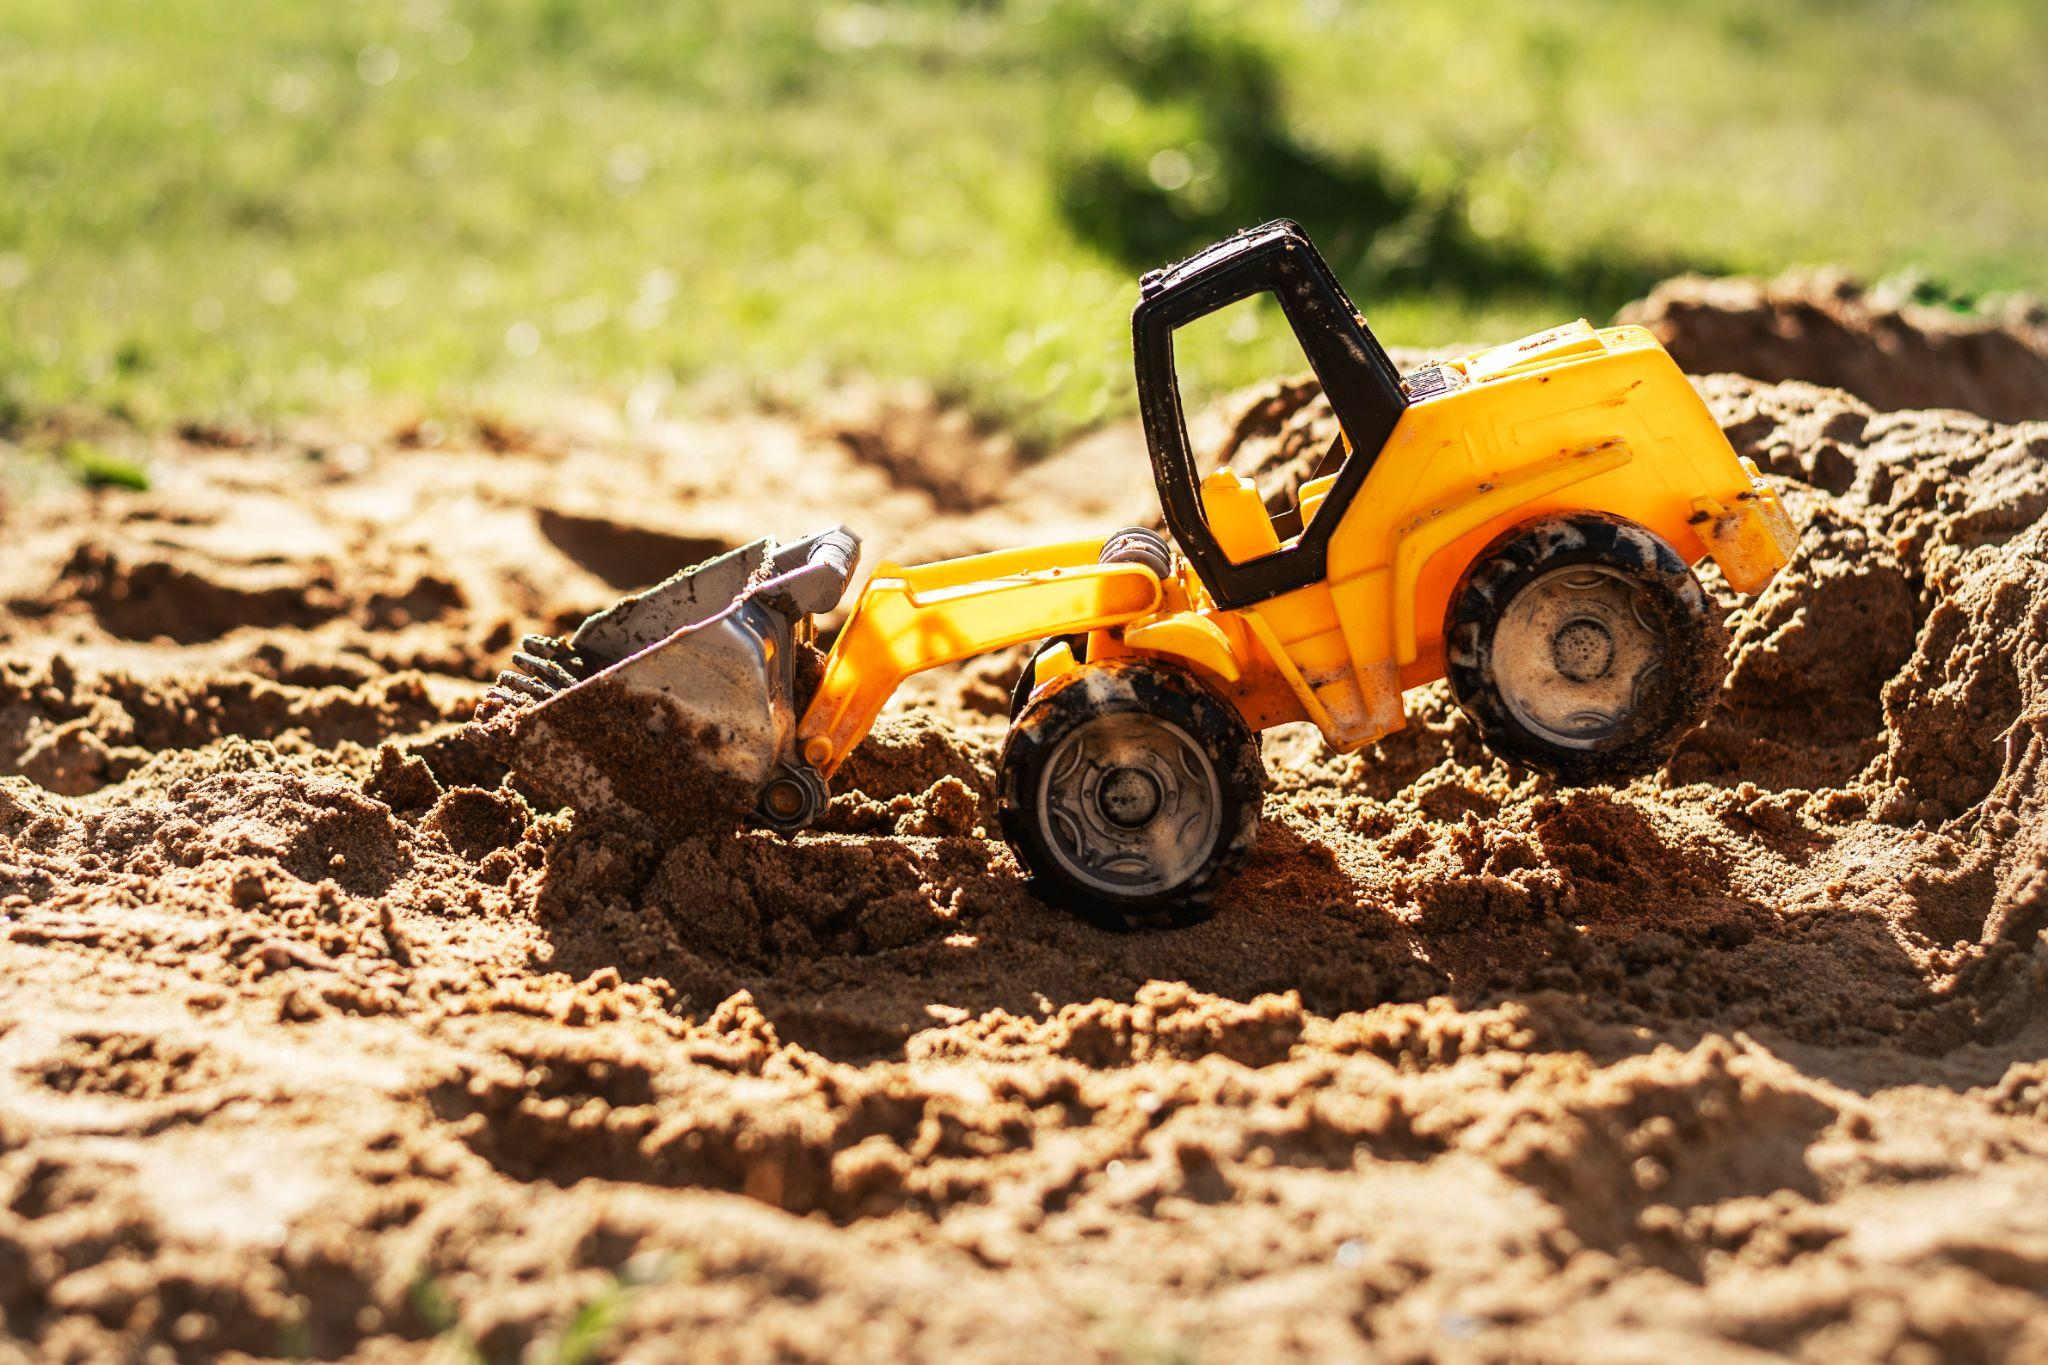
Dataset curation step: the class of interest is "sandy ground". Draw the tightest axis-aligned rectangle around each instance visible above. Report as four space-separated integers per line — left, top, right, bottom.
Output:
3 289 2048 1362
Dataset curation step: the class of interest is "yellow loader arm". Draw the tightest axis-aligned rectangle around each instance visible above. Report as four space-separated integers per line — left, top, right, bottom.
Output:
795 540 1163 778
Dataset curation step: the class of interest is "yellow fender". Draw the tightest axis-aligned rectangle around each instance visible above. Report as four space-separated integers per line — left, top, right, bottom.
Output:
1390 437 1633 665
1121 611 1243 684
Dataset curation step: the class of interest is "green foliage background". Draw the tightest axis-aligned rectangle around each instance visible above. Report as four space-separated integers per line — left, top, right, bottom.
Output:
3 0 2044 442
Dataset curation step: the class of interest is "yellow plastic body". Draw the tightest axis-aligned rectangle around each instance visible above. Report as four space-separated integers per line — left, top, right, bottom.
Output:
795 321 1797 772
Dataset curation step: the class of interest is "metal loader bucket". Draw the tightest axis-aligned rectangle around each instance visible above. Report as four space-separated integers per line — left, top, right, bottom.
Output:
480 527 859 836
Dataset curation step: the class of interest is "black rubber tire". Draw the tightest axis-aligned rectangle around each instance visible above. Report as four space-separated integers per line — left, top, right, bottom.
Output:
999 658 1264 927
1443 511 1726 784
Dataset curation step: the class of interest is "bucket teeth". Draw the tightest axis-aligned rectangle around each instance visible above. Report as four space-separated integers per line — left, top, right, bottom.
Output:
483 684 525 709
494 669 555 703
487 633 600 710
510 651 580 691
520 633 585 666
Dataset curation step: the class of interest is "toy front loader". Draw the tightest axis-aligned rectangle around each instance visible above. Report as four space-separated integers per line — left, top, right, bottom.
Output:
482 221 1798 923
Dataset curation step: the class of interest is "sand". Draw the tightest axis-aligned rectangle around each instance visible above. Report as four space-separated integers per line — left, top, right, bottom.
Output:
1621 270 2048 425
3 301 2048 1361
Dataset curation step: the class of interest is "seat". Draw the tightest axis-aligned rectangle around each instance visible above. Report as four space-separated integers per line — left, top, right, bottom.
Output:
1200 469 1282 565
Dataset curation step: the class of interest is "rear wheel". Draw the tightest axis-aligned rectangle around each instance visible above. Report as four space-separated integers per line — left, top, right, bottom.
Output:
999 658 1263 926
1444 512 1726 783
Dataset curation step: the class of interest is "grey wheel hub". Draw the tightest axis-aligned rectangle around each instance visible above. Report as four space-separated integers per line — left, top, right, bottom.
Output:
1037 713 1220 897
1097 766 1164 827
1493 564 1667 749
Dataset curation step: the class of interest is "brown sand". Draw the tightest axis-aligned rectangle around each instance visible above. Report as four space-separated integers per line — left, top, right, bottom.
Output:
1622 270 2048 423
4 310 2048 1360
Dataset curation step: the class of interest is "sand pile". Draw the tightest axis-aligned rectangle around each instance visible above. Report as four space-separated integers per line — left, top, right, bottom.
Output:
1622 270 2048 424
3 328 2048 1359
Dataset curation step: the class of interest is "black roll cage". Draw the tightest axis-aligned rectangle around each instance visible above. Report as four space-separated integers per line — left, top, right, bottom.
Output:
1132 220 1408 610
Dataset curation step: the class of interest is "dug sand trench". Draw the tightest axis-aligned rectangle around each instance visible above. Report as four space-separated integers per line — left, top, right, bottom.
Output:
3 318 2048 1359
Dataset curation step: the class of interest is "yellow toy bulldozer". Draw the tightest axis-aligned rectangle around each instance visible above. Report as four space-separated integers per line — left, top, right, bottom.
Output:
481 221 1797 921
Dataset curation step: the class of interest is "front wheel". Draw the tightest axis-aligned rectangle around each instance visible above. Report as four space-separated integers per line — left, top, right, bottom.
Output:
1444 512 1727 784
998 658 1264 926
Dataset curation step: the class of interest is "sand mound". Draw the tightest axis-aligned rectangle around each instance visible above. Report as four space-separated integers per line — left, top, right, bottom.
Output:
4 345 2048 1358
1622 270 2048 423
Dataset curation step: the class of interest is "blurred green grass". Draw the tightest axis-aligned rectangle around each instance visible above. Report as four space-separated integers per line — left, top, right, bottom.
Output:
2 0 2044 445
